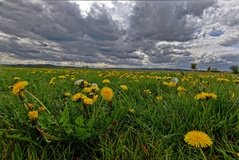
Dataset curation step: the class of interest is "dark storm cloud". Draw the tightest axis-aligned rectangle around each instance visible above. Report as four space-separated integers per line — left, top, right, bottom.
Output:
0 0 224 68
127 0 216 42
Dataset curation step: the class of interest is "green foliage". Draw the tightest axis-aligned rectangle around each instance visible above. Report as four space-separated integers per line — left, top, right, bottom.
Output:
190 63 197 70
0 66 239 159
229 65 239 74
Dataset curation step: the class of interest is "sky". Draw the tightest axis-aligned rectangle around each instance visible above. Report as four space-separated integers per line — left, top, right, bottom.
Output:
0 0 238 70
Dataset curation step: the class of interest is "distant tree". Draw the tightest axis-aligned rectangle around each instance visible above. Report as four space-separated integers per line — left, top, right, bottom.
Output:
207 66 211 72
229 65 239 74
190 63 197 70
211 68 220 72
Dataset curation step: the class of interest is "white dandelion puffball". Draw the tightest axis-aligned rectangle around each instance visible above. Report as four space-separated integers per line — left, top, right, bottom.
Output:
171 77 179 84
74 79 84 85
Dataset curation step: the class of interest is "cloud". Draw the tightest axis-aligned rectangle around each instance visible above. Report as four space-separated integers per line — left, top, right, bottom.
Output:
0 0 238 70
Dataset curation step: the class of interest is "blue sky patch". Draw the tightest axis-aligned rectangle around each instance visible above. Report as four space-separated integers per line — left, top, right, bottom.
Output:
209 29 224 37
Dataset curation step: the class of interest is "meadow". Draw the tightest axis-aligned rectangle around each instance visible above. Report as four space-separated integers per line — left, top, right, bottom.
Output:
0 66 239 160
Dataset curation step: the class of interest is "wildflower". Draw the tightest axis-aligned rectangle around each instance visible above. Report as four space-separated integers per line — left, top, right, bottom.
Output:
217 78 229 82
233 80 239 84
27 103 34 110
194 92 217 100
93 95 98 102
184 130 213 148
72 93 87 101
64 92 71 97
231 92 235 99
29 111 38 121
18 91 24 99
156 96 163 101
163 82 169 86
83 87 92 93
168 81 176 87
129 109 134 113
143 89 151 94
13 77 21 81
74 79 84 85
49 77 56 84
120 85 128 90
100 87 113 100
58 76 66 79
12 81 28 94
103 79 110 83
83 97 94 105
38 106 46 112
177 86 187 92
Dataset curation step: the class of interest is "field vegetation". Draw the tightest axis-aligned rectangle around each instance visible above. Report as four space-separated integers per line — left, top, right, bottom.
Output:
0 66 239 159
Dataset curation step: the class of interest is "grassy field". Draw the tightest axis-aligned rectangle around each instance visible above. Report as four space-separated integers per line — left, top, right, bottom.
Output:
0 66 239 159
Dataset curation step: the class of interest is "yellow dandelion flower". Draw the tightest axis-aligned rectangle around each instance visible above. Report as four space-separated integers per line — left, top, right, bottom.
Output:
120 85 128 90
195 92 217 100
184 130 213 148
49 77 56 84
129 109 134 113
13 77 21 81
237 153 239 157
12 81 29 94
93 95 98 102
100 87 113 100
83 97 94 105
64 92 71 97
231 92 235 99
143 89 151 94
72 93 87 101
217 78 229 82
58 76 66 79
38 106 46 112
29 111 38 121
177 86 187 92
168 81 176 87
27 103 34 110
103 79 110 83
156 96 163 101
83 87 92 93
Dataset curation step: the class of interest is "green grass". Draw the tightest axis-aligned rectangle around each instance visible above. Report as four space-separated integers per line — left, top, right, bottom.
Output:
0 66 239 159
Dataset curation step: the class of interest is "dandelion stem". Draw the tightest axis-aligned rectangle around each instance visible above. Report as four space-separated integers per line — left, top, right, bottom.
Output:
200 148 207 160
24 89 51 115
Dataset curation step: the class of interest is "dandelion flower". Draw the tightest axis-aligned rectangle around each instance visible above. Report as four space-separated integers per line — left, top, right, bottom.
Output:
64 92 71 97
129 109 134 113
58 76 66 79
49 77 56 84
83 97 94 105
100 87 113 100
38 106 46 112
13 77 21 81
143 89 151 94
231 92 235 99
29 111 38 121
195 92 217 100
93 95 98 102
120 85 128 90
103 79 110 83
12 81 28 94
27 103 34 110
72 92 87 101
156 96 163 101
184 130 213 148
